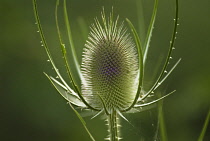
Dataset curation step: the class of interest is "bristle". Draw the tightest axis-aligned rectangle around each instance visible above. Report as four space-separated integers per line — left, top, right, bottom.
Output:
81 12 139 112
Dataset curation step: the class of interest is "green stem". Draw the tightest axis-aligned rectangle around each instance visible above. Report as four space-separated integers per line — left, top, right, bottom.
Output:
107 111 120 141
157 94 168 141
198 108 210 141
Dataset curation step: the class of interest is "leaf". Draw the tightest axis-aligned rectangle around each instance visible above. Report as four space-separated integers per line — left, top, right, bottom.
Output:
143 0 159 64
44 72 86 107
33 0 76 99
55 0 98 111
139 58 181 102
141 0 180 101
122 19 144 112
134 90 176 108
63 0 81 77
68 103 96 141
198 109 210 141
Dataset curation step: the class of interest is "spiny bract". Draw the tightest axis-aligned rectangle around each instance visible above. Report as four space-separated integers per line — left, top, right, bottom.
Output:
81 12 139 113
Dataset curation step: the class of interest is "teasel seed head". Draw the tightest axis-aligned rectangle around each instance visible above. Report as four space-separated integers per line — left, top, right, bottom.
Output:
81 11 139 113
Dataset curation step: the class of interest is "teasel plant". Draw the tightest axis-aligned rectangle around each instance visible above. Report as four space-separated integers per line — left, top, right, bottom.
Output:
33 0 182 140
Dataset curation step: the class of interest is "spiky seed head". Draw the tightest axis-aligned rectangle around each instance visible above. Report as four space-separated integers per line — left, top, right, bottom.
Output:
81 11 139 113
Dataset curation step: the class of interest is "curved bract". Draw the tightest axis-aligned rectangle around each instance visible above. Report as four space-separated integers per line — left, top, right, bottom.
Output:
81 12 139 113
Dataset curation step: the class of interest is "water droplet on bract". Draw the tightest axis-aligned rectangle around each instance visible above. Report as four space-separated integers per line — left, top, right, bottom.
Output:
170 57 173 59
172 47 175 50
164 70 168 73
173 18 176 21
47 59 50 62
177 23 180 26
158 82 161 85
41 44 44 46
37 30 39 32
151 91 154 94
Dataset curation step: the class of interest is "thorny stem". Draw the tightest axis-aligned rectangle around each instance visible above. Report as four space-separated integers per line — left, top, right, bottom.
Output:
107 111 121 141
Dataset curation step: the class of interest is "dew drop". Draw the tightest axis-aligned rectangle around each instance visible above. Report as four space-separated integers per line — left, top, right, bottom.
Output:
41 44 44 46
173 18 176 21
47 59 50 62
164 70 168 73
170 57 173 59
172 47 175 50
158 82 161 85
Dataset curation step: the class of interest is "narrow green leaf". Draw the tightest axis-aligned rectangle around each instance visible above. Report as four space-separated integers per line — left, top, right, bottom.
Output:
126 104 156 114
122 19 144 112
56 0 100 111
141 0 180 101
198 109 210 141
155 58 181 89
44 72 86 107
33 0 76 99
63 0 81 77
134 90 176 108
143 0 159 64
33 0 98 111
68 103 96 141
97 94 110 115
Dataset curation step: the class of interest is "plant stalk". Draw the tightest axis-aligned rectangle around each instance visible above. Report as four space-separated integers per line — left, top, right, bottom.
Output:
107 110 120 141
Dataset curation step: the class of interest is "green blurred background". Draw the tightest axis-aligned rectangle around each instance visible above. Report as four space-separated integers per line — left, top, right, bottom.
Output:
1 0 210 141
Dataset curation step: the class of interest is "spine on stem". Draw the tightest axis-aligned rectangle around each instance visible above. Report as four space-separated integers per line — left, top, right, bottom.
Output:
106 111 121 141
